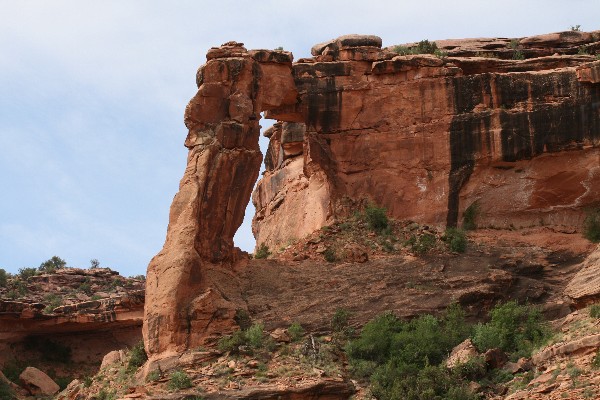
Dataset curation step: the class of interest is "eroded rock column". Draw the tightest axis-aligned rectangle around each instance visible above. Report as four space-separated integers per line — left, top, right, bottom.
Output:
143 42 297 356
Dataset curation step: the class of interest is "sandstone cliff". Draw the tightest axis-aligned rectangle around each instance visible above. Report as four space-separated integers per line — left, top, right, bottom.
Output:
253 32 600 250
143 31 600 364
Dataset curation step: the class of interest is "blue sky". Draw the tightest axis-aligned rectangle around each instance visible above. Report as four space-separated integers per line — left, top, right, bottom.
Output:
1 1 598 276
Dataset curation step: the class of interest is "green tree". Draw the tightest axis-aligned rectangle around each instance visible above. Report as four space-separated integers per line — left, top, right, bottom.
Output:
39 256 66 273
0 268 8 287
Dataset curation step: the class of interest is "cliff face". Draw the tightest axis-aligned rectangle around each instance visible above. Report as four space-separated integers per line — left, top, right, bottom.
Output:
144 32 600 359
253 33 600 250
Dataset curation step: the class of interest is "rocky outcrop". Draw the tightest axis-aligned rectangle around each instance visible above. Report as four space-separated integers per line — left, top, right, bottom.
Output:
143 42 298 357
565 245 600 307
253 32 600 250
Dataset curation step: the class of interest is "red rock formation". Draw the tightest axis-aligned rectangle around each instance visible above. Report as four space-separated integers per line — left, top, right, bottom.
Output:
253 32 600 250
144 31 600 359
143 42 297 357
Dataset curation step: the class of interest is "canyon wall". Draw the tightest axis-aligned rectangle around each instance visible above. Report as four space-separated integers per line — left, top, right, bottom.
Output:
253 32 600 250
144 32 600 358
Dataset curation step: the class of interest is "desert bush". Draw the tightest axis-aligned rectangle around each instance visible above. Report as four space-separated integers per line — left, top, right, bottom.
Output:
0 269 7 287
406 233 436 254
168 370 193 390
127 341 148 372
97 388 117 400
590 304 600 319
443 228 467 253
234 308 252 330
18 267 37 280
472 301 550 358
583 208 600 242
254 243 271 259
43 293 63 313
462 202 479 230
90 258 100 268
346 306 477 400
39 256 66 273
146 370 160 382
246 323 266 348
394 39 440 56
54 376 73 391
364 204 389 234
218 322 272 354
323 247 337 262
331 308 351 333
288 322 305 342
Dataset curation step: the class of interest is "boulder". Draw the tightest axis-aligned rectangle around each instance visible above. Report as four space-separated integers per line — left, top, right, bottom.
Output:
19 366 60 396
100 349 125 369
446 339 479 368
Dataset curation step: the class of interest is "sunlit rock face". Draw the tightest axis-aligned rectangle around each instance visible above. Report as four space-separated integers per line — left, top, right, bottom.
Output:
144 32 600 358
253 33 600 251
143 42 297 356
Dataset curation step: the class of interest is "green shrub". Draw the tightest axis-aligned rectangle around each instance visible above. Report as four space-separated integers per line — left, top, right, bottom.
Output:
345 305 477 400
462 202 479 231
39 256 66 273
234 308 252 330
168 370 193 390
254 243 271 259
583 208 600 242
288 322 305 342
218 323 271 353
218 330 248 353
43 293 63 313
393 39 440 56
0 269 7 287
146 370 161 382
364 204 389 234
97 388 117 400
323 247 337 262
127 341 148 372
406 233 436 254
245 323 265 348
513 50 525 60
472 301 550 358
331 308 351 333
590 304 600 318
55 376 73 391
443 228 467 253
18 267 37 280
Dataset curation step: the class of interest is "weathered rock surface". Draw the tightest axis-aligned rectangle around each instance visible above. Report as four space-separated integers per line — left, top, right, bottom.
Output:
565 245 600 307
145 31 600 359
19 366 60 396
253 32 600 251
143 43 298 357
446 338 479 368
